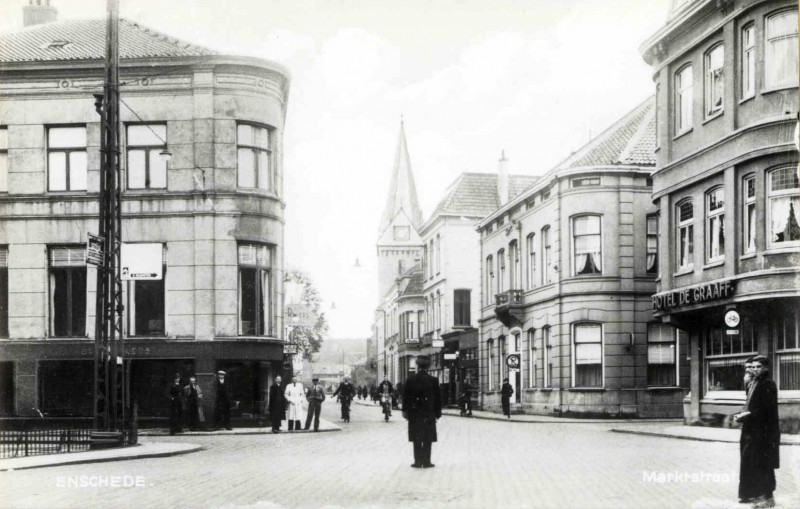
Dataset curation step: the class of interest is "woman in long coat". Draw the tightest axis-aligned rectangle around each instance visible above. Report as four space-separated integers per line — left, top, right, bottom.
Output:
284 376 305 431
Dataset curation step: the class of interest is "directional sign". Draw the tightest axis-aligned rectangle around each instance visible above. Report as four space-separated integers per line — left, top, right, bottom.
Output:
86 234 104 267
120 243 163 280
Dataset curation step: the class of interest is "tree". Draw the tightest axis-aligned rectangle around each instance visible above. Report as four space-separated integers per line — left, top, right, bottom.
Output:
284 269 328 360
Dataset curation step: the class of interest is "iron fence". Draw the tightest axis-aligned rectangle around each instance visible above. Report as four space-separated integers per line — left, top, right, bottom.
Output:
0 428 93 459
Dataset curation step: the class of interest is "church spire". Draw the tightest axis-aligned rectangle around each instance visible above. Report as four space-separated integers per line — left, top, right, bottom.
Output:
378 119 423 235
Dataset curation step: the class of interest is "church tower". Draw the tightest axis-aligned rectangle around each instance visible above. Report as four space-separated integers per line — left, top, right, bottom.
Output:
376 120 424 300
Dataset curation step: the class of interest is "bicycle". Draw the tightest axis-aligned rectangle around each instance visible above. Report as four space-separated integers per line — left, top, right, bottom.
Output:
380 393 392 421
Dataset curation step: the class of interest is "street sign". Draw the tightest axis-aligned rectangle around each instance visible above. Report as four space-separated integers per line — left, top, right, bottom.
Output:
726 329 740 335
506 354 520 369
120 243 163 280
443 353 457 360
405 338 420 344
286 303 316 327
432 340 444 348
724 309 740 328
86 234 104 267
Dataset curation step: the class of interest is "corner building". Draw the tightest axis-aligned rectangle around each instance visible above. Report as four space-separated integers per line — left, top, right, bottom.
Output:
0 10 290 423
641 0 799 431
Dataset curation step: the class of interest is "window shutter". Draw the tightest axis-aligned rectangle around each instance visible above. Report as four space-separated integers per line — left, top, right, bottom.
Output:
50 247 86 267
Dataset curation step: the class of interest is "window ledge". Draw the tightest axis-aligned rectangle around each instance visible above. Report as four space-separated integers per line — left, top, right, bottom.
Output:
763 246 800 256
46 336 90 340
537 388 554 392
647 386 684 391
702 260 724 269
673 127 693 141
702 111 724 125
46 191 88 196
568 387 605 392
673 268 694 277
128 335 168 340
761 84 799 95
738 95 755 105
739 252 757 260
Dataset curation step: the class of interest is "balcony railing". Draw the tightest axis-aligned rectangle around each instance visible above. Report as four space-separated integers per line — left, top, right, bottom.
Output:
495 289 523 307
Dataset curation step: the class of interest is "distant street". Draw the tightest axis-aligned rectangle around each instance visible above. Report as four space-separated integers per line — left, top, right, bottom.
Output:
1 402 797 509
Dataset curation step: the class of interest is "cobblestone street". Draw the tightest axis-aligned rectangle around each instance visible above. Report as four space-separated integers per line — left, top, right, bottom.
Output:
1 402 798 509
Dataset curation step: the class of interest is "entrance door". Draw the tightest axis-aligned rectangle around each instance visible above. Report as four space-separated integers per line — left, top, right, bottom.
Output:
512 333 521 403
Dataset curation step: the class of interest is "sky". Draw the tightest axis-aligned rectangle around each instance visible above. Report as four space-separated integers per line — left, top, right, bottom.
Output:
1 0 671 339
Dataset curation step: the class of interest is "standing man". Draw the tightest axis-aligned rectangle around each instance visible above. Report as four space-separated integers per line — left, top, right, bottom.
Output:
304 378 326 431
267 375 286 433
333 376 355 422
284 375 305 431
460 381 473 417
501 378 514 419
168 373 183 435
214 370 232 430
183 375 205 431
402 355 442 468
734 355 780 507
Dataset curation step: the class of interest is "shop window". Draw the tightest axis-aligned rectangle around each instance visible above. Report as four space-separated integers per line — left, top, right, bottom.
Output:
543 326 552 388
647 324 680 386
127 245 166 336
127 124 167 189
0 247 7 338
238 244 273 336
704 319 757 394
676 201 694 270
646 215 659 274
675 65 693 133
743 175 757 253
774 306 799 391
49 246 87 337
706 187 725 262
0 127 7 193
573 323 603 387
129 359 194 417
237 123 272 190
527 328 536 388
704 44 724 117
497 249 506 294
526 233 536 289
453 289 470 327
542 226 553 284
38 360 93 416
0 362 14 416
572 215 602 275
742 24 755 99
765 10 798 90
48 126 87 191
767 166 800 246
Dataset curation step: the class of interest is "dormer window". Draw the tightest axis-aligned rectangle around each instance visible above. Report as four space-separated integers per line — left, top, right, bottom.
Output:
42 40 72 50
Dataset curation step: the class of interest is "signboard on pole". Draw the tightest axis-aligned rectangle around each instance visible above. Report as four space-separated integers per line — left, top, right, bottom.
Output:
286 303 316 327
86 234 104 267
506 354 520 370
120 243 163 280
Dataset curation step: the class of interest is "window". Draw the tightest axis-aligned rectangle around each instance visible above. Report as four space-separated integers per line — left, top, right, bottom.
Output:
543 326 552 388
527 329 536 388
127 124 167 189
0 127 7 193
485 255 494 304
127 246 166 336
454 289 471 327
743 175 756 253
430 239 436 276
435 234 441 274
487 338 495 390
38 360 93 417
423 245 428 279
677 201 694 269
774 306 799 391
497 249 506 293
742 24 755 99
238 244 273 336
542 226 552 284
499 335 507 382
765 10 798 89
573 215 602 275
541 188 551 201
509 240 520 289
571 177 600 188
49 246 87 337
0 247 7 338
646 215 659 274
573 323 602 387
437 291 442 331
526 233 536 289
237 123 272 190
705 318 757 394
48 127 87 191
767 166 800 246
647 324 679 386
705 45 724 117
405 312 415 340
675 65 693 133
417 310 424 338
706 187 725 262
393 226 410 241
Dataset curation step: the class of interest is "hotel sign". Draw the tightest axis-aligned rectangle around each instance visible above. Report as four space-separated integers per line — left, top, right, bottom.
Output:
652 280 735 312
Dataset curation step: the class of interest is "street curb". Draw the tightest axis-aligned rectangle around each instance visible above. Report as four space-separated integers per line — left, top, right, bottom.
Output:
139 427 341 437
0 443 204 472
440 409 683 425
610 428 800 446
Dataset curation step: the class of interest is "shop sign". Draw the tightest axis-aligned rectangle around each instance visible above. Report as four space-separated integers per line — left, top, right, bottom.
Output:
405 338 420 344
652 280 735 312
86 234 104 267
432 340 444 348
443 353 457 360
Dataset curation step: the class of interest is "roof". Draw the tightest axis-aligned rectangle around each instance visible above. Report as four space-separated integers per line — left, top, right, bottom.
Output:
0 18 217 63
400 264 424 297
379 121 424 234
428 172 539 221
553 97 655 170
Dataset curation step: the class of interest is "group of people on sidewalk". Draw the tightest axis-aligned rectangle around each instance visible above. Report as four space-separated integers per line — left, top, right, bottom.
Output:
168 370 233 434
267 375 359 432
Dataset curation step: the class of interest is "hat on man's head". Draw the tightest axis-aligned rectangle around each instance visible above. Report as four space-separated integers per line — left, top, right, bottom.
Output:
751 355 769 366
312 377 319 382
415 355 431 369
217 370 226 375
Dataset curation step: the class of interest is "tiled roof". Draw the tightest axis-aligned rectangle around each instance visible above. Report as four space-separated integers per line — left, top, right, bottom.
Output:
428 173 538 221
400 264 424 297
0 18 217 63
553 97 655 170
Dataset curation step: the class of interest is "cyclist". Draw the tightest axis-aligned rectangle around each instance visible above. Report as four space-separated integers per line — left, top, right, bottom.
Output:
333 376 355 423
377 376 394 421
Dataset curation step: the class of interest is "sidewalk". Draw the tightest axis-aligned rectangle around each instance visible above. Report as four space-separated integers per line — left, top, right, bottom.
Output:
611 424 800 446
139 417 341 436
0 441 202 472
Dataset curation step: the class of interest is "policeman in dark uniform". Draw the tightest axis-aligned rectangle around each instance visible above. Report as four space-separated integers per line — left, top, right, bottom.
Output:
402 355 442 468
168 373 183 435
333 376 355 422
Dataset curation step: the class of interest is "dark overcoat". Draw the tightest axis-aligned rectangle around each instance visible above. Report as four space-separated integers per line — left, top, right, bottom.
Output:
738 377 780 500
215 380 232 412
402 371 442 442
267 383 286 421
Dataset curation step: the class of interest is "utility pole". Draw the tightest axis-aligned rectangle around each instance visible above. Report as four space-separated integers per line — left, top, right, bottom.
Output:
93 0 125 434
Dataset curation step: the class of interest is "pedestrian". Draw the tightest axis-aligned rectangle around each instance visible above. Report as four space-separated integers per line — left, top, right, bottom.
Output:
501 378 513 418
183 375 205 431
168 373 183 435
734 355 780 508
214 370 232 430
304 377 326 431
393 382 402 409
268 375 286 433
402 355 441 468
333 376 355 422
284 375 305 431
460 382 473 417
370 385 378 404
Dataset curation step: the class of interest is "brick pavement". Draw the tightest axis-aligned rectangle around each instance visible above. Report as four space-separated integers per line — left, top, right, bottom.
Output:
1 401 797 509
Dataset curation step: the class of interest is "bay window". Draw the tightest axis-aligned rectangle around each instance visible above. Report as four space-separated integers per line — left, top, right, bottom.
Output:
706 187 725 262
677 201 694 270
675 65 693 133
765 10 798 90
646 215 659 274
238 243 273 336
768 166 800 246
237 123 272 190
572 215 602 275
705 318 757 395
742 24 755 99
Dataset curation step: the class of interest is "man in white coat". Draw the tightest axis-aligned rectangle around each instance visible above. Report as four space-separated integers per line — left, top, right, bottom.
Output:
284 375 305 431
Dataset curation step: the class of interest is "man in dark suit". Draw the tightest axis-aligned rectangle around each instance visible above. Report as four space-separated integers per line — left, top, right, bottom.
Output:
734 355 780 507
214 370 232 430
267 375 286 433
402 355 442 468
304 378 326 431
168 373 183 435
333 376 355 422
501 378 514 418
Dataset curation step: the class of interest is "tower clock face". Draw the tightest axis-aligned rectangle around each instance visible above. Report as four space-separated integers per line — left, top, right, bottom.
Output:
393 226 410 241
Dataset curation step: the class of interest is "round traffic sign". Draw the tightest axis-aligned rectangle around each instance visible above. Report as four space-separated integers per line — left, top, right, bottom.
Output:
724 309 740 328
506 354 520 369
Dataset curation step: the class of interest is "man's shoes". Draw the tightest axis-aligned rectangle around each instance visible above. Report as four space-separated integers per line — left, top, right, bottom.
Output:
226 427 232 431
753 496 776 508
422 464 435 468
411 463 422 468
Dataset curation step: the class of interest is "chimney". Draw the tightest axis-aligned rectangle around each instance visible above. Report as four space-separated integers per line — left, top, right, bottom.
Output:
498 150 509 206
23 0 58 27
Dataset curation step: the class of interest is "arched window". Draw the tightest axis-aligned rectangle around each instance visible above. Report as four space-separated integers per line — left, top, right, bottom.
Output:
706 187 725 262
572 215 602 275
767 166 800 246
676 200 694 269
